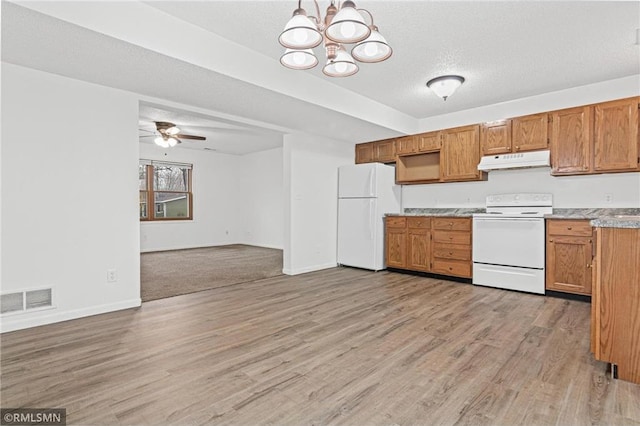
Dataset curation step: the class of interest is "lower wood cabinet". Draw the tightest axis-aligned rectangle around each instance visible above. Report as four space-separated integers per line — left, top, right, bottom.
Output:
545 219 594 295
385 216 472 278
591 226 640 384
385 217 407 268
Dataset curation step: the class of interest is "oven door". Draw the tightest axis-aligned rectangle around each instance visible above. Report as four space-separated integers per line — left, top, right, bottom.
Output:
472 217 545 269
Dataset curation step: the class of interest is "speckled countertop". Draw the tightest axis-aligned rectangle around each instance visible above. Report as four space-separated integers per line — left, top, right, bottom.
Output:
386 207 640 228
544 208 640 220
545 208 640 229
387 208 484 217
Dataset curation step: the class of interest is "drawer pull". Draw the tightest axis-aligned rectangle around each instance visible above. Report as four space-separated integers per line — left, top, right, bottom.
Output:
567 227 572 230
549 239 554 242
449 252 453 255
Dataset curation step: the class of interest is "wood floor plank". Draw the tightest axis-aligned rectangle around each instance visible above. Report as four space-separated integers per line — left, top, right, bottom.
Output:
2 267 639 425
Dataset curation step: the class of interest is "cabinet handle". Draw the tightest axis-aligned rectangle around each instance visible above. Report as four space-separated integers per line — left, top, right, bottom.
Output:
549 239 554 242
587 264 592 268
567 227 572 230
449 252 453 256
515 146 520 150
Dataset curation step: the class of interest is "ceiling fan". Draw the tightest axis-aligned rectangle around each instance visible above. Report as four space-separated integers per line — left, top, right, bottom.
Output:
140 121 206 148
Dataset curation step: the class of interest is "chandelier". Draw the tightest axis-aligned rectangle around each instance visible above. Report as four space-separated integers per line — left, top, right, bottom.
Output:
278 0 392 77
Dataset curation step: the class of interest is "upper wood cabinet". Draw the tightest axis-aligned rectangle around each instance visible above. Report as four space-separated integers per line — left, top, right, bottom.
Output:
396 136 417 155
355 143 373 164
396 132 442 155
441 125 483 182
550 106 592 175
374 139 397 163
593 97 639 172
480 120 512 155
550 97 639 176
355 139 396 164
418 131 442 152
512 113 550 152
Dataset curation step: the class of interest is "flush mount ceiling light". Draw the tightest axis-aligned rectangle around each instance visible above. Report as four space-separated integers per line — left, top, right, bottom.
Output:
426 75 465 101
279 0 392 77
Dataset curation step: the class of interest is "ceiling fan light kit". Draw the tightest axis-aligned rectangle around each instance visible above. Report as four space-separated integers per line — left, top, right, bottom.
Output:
279 0 392 77
147 121 207 148
426 75 466 101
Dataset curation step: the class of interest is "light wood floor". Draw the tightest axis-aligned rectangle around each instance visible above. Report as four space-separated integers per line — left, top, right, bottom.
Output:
2 268 639 425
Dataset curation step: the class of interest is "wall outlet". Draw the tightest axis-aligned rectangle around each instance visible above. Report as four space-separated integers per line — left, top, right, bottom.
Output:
604 193 613 203
107 269 117 283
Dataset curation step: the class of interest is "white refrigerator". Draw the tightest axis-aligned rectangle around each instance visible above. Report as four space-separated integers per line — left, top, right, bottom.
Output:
337 163 402 271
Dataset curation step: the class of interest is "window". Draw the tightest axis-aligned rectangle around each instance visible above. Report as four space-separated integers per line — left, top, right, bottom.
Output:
139 160 193 221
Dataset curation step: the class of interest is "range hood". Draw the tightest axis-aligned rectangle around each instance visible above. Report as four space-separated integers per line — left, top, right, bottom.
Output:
478 150 550 171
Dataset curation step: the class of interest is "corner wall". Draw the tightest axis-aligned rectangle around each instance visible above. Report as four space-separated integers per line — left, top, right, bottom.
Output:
283 134 353 275
1 63 141 332
238 147 284 249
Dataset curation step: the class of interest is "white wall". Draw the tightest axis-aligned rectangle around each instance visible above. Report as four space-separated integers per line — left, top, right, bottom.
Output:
237 147 284 249
283 134 353 275
402 167 640 208
405 76 640 209
139 144 243 252
1 63 141 332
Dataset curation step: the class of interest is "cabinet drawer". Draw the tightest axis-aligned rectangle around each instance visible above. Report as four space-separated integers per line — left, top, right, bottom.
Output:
433 217 471 231
433 243 471 261
433 230 471 245
407 217 431 229
386 216 406 228
432 259 471 278
547 220 592 236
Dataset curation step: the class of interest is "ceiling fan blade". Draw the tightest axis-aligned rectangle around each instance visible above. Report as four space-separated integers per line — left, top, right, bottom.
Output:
176 134 206 140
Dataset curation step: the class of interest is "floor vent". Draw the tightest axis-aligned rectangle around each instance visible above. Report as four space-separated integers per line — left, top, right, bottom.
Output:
1 288 53 314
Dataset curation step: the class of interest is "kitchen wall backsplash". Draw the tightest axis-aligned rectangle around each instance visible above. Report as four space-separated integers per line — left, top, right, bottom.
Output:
402 166 640 208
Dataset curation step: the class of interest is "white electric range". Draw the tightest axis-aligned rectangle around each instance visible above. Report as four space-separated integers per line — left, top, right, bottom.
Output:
472 193 552 294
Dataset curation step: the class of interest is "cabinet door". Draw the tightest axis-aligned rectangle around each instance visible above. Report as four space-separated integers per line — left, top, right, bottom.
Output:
441 125 481 181
512 113 549 152
374 139 396 163
386 227 407 268
407 228 430 271
396 136 417 155
593 97 639 172
546 235 593 295
550 106 592 175
480 120 512 155
355 143 373 164
418 131 442 152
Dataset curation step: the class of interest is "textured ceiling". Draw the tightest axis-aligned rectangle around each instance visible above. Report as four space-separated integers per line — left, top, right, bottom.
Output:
148 1 640 118
3 1 639 155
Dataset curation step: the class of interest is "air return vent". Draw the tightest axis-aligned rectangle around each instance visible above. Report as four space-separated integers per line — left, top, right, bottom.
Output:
1 288 53 314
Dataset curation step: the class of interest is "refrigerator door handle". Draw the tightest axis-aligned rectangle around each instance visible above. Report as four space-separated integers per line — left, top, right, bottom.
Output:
369 199 375 240
368 168 375 197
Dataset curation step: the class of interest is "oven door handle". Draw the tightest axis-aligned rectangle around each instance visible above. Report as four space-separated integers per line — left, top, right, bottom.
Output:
473 218 542 223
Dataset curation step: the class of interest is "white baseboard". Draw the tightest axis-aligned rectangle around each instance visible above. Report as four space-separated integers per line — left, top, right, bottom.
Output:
0 298 142 333
141 242 283 253
282 262 337 276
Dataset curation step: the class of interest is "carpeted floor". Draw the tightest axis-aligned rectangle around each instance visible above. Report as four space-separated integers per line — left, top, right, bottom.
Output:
141 244 283 301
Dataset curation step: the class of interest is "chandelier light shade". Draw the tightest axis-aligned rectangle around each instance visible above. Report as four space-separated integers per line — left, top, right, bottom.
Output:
281 48 319 70
426 75 466 101
323 47 359 77
351 25 392 63
325 1 370 44
279 10 323 49
278 1 391 77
